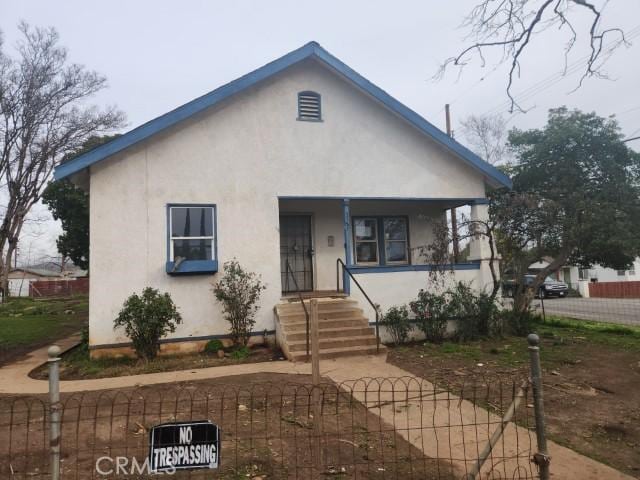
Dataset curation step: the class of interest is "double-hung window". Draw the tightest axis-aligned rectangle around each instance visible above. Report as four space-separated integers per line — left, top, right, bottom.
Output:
383 217 409 264
167 205 217 274
353 216 409 266
354 218 379 264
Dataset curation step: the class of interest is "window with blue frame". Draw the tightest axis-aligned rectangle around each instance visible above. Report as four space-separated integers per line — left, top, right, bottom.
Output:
353 216 409 266
167 205 217 274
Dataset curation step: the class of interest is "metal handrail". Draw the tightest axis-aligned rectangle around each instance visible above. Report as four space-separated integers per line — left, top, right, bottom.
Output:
336 258 380 353
284 259 310 358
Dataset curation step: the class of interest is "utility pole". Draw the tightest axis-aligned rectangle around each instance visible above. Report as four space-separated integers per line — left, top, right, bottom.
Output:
446 104 460 262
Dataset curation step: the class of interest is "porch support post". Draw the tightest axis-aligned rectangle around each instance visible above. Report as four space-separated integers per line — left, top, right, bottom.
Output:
468 199 499 292
342 199 352 294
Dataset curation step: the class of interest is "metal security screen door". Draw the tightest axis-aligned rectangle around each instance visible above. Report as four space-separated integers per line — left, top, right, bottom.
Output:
280 215 314 292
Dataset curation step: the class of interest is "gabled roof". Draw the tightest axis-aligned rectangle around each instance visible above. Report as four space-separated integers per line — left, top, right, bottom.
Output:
54 41 512 189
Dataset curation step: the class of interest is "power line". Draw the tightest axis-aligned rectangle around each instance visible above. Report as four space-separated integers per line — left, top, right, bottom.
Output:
482 25 640 117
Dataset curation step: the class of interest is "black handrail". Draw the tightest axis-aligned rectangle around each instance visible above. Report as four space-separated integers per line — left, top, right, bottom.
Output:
284 259 310 358
336 258 380 353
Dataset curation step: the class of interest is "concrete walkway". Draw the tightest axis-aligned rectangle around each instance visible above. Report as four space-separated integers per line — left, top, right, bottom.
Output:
321 355 634 480
0 341 632 479
0 336 311 394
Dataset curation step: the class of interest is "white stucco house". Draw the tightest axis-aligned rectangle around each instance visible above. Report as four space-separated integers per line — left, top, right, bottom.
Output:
54 42 511 359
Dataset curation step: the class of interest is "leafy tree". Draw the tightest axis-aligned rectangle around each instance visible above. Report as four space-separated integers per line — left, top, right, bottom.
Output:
213 260 267 346
494 107 640 312
42 136 119 270
114 288 182 361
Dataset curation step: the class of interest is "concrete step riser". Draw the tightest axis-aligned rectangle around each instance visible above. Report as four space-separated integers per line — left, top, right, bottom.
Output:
280 319 369 331
291 347 381 361
277 309 364 321
285 328 375 342
277 301 358 313
288 337 377 352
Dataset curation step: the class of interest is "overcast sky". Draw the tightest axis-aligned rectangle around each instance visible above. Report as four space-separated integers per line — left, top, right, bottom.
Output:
2 0 639 263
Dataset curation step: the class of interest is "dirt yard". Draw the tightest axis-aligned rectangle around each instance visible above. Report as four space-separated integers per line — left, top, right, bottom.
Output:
387 319 640 478
0 373 454 479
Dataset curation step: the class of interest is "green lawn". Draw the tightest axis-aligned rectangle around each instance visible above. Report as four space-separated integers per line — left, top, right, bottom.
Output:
395 315 640 370
0 296 88 363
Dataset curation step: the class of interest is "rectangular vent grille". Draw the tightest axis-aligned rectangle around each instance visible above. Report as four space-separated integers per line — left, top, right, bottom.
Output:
298 92 321 121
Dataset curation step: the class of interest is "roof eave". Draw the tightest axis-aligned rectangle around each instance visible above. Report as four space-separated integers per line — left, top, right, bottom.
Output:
54 41 512 190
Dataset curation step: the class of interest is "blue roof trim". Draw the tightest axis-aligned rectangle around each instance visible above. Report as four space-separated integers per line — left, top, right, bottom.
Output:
54 41 511 189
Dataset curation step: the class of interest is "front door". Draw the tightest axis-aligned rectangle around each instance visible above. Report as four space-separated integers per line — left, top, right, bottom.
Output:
280 215 314 293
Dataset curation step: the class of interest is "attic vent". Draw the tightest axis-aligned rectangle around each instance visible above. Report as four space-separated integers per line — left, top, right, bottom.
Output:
297 91 322 121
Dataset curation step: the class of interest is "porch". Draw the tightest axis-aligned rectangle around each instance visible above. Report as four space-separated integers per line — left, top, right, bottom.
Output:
275 196 494 360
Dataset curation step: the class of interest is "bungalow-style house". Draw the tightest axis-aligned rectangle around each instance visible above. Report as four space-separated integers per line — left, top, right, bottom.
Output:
54 42 510 360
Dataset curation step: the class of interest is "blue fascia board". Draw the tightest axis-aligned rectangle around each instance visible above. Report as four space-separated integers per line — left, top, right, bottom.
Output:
54 41 511 189
348 262 481 274
166 259 218 275
278 196 489 205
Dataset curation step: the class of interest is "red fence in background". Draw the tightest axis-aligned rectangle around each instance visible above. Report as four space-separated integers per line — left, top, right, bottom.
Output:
29 277 89 297
589 281 640 299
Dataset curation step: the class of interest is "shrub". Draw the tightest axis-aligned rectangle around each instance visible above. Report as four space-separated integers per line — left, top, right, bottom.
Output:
204 339 224 354
230 345 250 360
501 308 541 337
410 289 450 343
113 288 182 361
448 282 500 341
382 306 412 346
213 259 267 346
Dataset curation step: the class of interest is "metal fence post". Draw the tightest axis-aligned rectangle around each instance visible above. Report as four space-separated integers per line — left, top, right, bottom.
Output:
48 345 62 480
528 334 550 480
310 299 323 477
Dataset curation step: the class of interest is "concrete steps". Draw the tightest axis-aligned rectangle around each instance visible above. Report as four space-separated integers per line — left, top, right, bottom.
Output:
275 297 384 362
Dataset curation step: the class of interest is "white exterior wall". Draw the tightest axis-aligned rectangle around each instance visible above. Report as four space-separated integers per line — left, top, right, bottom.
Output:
8 278 32 297
88 60 488 348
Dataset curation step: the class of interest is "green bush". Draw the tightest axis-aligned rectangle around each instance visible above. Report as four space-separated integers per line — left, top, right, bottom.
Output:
448 283 501 341
213 259 267 346
230 345 250 360
204 339 224 353
382 306 412 346
501 308 541 337
113 288 182 361
410 289 450 343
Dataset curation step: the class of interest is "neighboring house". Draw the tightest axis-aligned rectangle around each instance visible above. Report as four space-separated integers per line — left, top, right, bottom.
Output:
8 268 63 297
530 258 640 298
573 260 640 284
54 42 510 359
7 263 88 297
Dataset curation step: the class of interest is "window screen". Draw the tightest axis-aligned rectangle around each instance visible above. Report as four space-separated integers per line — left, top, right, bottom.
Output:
169 206 215 261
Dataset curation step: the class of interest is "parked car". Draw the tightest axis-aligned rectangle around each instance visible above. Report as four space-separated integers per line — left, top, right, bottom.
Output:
502 275 569 299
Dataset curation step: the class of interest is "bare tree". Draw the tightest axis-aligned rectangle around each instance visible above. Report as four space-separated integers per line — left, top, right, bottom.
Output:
459 113 508 165
0 23 124 299
416 213 501 301
438 0 632 112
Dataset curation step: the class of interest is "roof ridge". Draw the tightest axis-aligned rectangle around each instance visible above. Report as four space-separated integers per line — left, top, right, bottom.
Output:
54 42 511 189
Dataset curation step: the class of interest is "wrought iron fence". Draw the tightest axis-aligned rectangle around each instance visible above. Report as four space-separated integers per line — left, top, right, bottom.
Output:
0 376 545 479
